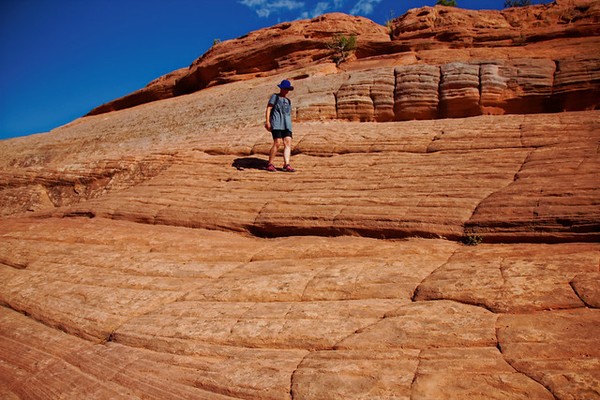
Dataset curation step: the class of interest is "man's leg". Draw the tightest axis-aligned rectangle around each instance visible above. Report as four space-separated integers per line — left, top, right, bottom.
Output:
269 138 282 165
283 136 292 166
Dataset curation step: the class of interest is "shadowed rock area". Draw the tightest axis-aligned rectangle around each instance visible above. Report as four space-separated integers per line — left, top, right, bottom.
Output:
1 1 599 399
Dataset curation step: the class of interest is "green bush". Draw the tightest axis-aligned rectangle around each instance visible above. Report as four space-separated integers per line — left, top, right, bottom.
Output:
385 10 396 40
436 0 458 6
327 34 357 66
504 0 532 7
463 234 484 246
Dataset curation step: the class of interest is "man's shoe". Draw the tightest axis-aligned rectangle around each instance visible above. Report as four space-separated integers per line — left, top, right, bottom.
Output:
265 163 276 172
283 164 295 172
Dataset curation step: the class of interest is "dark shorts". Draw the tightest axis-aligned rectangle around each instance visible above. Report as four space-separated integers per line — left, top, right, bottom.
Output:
271 129 293 140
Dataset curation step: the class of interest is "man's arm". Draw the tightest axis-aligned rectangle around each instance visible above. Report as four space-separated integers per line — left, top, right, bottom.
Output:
265 104 273 131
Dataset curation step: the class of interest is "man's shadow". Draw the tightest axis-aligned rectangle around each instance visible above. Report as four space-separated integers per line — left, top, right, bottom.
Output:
232 157 268 170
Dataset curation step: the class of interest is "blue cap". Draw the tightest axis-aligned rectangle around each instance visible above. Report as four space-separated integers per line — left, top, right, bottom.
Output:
277 79 294 90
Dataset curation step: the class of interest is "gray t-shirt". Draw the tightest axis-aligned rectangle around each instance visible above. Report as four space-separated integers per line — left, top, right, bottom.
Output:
268 94 292 131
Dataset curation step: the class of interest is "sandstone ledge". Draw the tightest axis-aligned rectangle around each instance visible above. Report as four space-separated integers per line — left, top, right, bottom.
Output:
3 111 596 243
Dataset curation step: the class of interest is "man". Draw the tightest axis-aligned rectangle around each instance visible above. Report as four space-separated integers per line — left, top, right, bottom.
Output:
265 79 295 172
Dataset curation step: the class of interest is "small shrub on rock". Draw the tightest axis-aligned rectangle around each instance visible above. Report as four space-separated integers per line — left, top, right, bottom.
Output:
327 34 357 66
436 0 458 6
463 234 484 246
504 0 532 8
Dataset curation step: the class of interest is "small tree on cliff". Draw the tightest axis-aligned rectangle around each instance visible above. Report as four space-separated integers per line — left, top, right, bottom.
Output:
436 0 458 6
385 9 396 40
327 34 357 66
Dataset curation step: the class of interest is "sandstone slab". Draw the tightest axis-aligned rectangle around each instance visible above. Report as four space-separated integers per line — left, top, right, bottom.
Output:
498 309 600 399
412 347 554 399
336 68 395 122
1 213 596 397
414 243 600 312
336 300 498 350
292 349 419 399
571 272 600 308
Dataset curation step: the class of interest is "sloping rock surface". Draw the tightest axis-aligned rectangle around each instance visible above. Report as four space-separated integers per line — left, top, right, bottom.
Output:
1 218 598 399
1 2 600 399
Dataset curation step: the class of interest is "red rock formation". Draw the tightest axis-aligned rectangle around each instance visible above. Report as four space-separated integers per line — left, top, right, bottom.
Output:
2 94 599 400
553 56 600 111
336 69 395 121
478 59 555 115
175 13 388 94
394 65 440 120
87 68 188 115
390 0 600 46
87 13 389 116
439 62 481 118
87 0 600 118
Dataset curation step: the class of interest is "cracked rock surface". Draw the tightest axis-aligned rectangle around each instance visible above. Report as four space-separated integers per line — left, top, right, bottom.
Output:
1 216 597 399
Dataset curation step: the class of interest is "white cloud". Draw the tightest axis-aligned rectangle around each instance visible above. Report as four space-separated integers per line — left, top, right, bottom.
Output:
314 2 331 14
240 0 305 18
300 1 348 19
242 0 353 21
349 0 383 15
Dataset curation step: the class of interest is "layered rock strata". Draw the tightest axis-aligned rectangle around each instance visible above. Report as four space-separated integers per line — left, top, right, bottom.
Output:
336 57 599 122
336 69 395 121
394 64 440 120
91 57 600 122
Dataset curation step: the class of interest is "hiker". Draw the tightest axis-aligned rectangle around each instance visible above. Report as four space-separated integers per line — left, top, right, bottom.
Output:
265 79 295 172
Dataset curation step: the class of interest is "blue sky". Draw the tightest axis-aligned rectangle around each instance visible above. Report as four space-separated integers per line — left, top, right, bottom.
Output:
0 0 509 140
